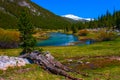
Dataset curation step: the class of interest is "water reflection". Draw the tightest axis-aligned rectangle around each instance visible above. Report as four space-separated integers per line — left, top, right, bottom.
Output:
37 32 93 46
37 32 78 46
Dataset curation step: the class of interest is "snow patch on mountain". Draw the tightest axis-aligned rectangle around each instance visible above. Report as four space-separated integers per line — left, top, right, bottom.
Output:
62 14 82 20
62 14 94 21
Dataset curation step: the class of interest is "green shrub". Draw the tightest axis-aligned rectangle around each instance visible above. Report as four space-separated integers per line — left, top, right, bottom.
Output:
0 28 20 48
78 29 89 36
96 29 117 41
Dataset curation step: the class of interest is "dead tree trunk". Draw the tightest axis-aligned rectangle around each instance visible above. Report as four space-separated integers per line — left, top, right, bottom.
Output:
19 51 83 80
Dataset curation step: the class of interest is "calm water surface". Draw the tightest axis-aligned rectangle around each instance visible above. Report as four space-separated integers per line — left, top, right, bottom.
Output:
37 32 92 46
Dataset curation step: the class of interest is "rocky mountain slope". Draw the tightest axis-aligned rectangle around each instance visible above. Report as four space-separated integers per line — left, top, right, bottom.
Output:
0 0 70 29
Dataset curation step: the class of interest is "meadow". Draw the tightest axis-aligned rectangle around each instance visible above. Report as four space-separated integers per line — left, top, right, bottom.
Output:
0 37 120 80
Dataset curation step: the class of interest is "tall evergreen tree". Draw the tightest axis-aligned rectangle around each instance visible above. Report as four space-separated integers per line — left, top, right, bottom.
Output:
18 8 36 53
71 24 78 33
116 16 120 30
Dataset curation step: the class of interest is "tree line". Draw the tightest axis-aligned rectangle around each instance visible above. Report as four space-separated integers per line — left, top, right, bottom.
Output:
66 10 120 33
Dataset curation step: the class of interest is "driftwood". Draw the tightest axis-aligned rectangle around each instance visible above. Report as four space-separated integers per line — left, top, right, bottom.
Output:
19 51 83 80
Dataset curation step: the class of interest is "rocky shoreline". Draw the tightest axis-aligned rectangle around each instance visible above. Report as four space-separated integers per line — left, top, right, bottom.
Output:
0 56 30 70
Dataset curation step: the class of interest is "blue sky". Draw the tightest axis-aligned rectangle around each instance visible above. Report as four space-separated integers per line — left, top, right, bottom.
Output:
31 0 120 19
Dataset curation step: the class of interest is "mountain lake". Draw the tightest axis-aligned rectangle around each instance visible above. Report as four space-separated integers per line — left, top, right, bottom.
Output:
37 32 93 46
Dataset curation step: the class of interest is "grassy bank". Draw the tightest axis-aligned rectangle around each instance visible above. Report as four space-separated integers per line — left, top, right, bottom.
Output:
77 29 118 42
0 37 120 80
43 38 120 60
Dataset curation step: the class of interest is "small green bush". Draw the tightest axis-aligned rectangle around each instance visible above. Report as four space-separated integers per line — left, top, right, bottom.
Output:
78 29 89 36
0 28 20 48
96 29 117 41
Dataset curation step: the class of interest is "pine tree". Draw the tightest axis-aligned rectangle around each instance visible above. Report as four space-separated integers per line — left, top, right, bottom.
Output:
18 8 36 53
116 16 120 30
71 24 78 33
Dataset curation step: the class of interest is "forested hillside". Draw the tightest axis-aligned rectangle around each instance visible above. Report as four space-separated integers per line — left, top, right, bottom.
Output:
0 0 70 29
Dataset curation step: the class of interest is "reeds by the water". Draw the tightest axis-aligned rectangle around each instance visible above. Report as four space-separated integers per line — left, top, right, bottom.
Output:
0 28 20 48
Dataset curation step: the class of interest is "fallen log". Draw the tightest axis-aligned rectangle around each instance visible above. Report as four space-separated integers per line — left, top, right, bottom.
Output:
44 51 72 72
19 50 83 80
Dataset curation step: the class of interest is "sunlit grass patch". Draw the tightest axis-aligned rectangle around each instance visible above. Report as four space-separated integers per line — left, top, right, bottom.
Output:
0 48 21 56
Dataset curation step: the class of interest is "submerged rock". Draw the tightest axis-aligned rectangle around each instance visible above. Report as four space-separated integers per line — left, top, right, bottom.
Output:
0 56 30 70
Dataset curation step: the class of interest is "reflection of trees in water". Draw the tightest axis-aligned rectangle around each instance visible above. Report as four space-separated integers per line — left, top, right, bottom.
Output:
37 32 78 46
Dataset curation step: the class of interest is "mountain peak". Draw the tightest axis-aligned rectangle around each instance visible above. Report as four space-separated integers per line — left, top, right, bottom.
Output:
62 14 82 20
62 14 94 21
